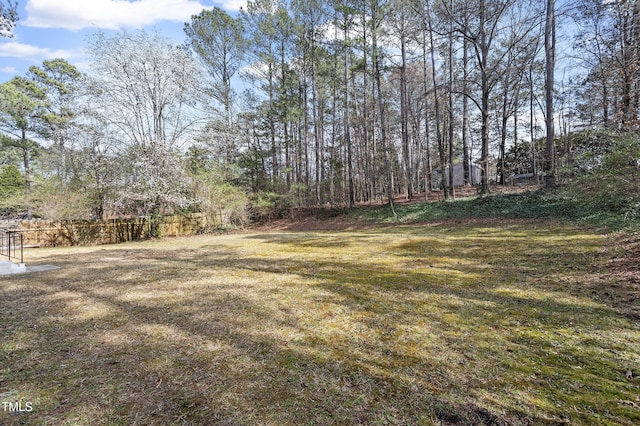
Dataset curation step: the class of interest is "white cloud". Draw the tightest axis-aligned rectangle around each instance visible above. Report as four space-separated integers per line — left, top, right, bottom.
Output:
0 66 17 74
215 0 247 11
24 0 214 31
0 41 80 61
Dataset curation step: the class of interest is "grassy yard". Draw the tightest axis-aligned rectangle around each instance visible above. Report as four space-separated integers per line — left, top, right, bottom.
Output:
1 221 639 425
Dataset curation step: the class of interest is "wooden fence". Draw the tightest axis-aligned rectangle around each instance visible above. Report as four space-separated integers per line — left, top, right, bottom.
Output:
17 214 210 247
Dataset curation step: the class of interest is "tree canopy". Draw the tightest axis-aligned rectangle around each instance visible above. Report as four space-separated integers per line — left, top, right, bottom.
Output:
0 0 18 38
1 0 639 224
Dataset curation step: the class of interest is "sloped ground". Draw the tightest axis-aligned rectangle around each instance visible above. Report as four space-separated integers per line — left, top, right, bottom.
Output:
1 221 639 425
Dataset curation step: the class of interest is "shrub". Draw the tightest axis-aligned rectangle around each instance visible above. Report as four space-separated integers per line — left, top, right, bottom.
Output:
568 133 640 228
249 191 291 222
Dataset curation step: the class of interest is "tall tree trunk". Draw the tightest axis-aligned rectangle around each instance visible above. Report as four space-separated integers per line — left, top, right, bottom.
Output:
281 39 291 191
312 54 321 204
513 84 519 149
303 79 310 192
462 36 470 186
423 26 432 196
58 136 66 183
479 0 491 194
362 15 373 203
529 66 538 182
268 61 278 185
344 19 355 208
448 9 455 198
330 50 338 204
544 0 556 188
372 4 396 216
602 67 609 125
400 15 412 200
500 82 509 185
21 129 32 219
284 124 291 190
426 7 448 199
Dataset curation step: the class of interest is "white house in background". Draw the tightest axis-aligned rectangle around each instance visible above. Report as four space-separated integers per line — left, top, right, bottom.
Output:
431 163 482 190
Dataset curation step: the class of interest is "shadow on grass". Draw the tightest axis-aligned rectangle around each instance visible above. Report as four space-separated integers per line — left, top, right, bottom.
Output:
1 224 638 425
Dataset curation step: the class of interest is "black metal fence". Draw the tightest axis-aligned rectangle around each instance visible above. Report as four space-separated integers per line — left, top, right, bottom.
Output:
0 229 23 264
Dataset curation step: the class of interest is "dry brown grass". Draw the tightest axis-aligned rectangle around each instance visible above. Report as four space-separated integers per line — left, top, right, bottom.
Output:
1 221 639 425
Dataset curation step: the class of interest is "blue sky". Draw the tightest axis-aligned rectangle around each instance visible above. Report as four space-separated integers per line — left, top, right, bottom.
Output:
1 1 582 91
0 0 245 83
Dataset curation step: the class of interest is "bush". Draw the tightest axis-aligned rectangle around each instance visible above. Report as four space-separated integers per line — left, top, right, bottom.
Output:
189 167 249 231
568 133 640 228
249 191 291 222
194 183 249 232
208 183 249 227
0 164 24 198
0 164 27 217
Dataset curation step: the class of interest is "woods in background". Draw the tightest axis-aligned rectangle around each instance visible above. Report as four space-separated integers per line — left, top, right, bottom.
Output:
1 0 640 224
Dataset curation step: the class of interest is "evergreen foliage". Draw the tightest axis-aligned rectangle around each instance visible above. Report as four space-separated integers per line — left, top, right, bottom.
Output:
0 164 23 199
354 132 640 231
2 2 640 227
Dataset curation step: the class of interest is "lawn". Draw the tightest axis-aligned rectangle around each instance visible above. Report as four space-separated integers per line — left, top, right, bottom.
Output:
1 221 639 425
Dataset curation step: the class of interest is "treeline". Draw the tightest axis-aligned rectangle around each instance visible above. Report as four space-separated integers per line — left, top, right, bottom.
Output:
1 0 640 224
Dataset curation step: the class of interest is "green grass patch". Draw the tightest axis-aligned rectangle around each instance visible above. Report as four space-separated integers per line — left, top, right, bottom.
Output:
351 189 640 231
1 223 639 425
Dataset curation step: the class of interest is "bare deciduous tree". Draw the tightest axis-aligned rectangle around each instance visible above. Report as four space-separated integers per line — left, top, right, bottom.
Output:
87 29 205 215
